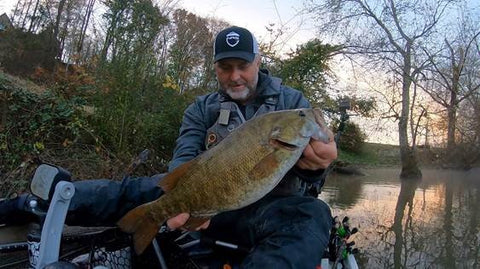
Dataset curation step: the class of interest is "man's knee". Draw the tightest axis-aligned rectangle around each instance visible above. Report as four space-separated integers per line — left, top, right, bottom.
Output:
293 197 332 221
311 198 332 220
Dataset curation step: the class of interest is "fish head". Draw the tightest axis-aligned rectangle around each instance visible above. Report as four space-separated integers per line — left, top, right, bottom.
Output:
267 108 331 151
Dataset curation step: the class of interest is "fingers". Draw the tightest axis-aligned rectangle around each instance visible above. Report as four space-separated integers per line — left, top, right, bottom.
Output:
166 213 211 231
298 144 324 169
296 139 337 170
166 213 190 230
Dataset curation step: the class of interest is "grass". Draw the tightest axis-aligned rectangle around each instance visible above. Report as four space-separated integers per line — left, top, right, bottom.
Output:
339 142 401 167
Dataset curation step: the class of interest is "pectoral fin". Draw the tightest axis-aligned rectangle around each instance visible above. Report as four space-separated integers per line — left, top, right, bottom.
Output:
249 153 280 180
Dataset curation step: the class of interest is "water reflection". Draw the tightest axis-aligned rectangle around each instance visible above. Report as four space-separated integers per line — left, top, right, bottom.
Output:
320 168 480 268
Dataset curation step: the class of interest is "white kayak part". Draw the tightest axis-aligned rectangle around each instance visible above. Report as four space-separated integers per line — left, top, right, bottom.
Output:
320 254 359 269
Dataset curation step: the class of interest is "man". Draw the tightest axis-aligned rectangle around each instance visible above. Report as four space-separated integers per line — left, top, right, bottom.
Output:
164 26 337 267
0 26 337 268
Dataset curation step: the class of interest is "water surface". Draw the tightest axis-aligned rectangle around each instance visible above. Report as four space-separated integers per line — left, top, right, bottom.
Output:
319 167 480 268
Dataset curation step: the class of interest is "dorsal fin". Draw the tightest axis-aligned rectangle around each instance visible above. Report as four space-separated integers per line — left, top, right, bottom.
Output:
158 159 197 192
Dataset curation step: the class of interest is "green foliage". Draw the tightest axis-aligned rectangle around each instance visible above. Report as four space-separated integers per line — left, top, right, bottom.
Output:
89 77 189 162
0 87 87 172
1 69 191 194
338 95 376 118
334 120 366 154
267 39 341 108
0 27 58 75
101 0 167 64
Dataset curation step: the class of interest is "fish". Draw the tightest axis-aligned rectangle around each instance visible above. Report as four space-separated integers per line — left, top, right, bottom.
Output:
117 108 331 254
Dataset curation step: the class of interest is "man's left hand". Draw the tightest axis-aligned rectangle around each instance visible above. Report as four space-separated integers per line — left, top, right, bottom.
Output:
296 138 337 170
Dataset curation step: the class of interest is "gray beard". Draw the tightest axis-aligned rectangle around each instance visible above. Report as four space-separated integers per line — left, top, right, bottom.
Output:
225 87 251 102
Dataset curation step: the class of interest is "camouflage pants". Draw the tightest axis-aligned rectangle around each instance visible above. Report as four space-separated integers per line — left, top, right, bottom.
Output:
202 195 332 269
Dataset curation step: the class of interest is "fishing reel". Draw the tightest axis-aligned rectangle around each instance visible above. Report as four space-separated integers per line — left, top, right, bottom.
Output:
328 216 359 264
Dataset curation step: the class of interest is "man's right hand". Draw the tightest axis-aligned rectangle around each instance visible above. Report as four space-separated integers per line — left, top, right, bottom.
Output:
166 213 210 231
0 193 37 225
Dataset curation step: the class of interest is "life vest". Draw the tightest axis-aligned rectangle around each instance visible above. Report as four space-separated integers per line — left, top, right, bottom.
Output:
205 94 278 149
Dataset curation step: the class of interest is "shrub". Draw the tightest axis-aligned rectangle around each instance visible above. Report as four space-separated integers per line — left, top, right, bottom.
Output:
0 88 87 170
333 120 366 154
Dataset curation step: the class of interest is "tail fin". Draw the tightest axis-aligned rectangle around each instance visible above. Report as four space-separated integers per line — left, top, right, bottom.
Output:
117 204 165 255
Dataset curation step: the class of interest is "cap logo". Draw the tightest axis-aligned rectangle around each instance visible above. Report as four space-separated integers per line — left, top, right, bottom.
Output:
226 31 240 47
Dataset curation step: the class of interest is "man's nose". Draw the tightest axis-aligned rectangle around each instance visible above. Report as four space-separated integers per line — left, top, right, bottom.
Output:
229 68 241 81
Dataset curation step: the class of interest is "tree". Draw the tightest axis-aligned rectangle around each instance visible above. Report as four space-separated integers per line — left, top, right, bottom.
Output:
75 0 95 56
94 0 170 153
269 39 341 107
307 0 460 178
421 15 480 156
167 9 213 93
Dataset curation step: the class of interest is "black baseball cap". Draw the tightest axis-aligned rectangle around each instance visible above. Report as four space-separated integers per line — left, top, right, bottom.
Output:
214 26 259 63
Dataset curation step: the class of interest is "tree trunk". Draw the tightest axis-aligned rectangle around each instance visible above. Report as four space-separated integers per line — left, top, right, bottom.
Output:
399 146 422 178
76 0 95 56
0 91 6 132
53 0 66 60
446 48 461 152
399 51 422 178
446 96 457 152
20 0 33 30
27 0 40 33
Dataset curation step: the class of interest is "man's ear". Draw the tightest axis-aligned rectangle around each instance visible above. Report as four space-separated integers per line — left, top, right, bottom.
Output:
255 54 262 67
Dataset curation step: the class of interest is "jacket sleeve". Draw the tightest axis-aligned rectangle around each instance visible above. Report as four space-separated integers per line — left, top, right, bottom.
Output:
66 174 164 226
169 100 208 172
292 166 326 184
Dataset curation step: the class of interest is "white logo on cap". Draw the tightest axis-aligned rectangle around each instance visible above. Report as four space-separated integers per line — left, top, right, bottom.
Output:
226 31 240 47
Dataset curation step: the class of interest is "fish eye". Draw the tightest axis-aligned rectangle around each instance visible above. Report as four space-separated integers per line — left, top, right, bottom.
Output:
298 110 306 117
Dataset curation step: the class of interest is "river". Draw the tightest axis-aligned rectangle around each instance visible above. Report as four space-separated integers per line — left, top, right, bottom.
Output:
319 167 480 268
1 168 478 268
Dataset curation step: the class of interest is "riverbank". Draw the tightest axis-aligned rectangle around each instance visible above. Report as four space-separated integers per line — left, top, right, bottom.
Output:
339 142 461 169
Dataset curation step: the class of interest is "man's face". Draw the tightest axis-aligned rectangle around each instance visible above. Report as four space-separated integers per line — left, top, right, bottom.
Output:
214 56 261 104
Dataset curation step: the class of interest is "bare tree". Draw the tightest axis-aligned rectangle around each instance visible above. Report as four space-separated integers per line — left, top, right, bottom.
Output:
11 0 41 31
420 13 480 156
307 0 460 178
26 0 40 32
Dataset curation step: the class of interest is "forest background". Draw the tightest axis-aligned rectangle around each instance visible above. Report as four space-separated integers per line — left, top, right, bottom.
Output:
0 0 479 196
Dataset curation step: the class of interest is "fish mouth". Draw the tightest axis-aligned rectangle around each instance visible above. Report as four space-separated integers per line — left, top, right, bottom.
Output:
270 138 299 151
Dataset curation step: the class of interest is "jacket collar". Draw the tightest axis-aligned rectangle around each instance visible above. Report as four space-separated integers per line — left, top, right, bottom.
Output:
256 69 282 97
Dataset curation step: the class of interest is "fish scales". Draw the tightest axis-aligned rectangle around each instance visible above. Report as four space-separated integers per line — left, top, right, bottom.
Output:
167 119 275 212
117 108 331 254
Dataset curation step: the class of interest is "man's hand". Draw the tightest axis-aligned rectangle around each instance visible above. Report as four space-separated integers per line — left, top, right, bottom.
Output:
166 213 210 231
296 138 337 171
